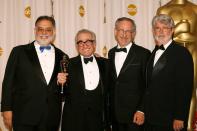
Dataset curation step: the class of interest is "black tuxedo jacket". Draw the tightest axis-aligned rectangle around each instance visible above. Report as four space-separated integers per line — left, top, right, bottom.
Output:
145 41 193 126
61 55 109 130
1 42 67 126
108 43 151 123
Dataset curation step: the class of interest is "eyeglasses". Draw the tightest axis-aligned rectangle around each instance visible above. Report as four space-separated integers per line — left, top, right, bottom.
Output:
154 27 172 32
116 28 133 35
77 40 95 47
36 27 54 34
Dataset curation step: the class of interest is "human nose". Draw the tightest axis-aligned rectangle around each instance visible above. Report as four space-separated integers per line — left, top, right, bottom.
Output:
123 31 127 37
120 31 127 37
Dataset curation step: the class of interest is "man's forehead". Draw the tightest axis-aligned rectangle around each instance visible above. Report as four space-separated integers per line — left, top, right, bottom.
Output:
36 20 53 27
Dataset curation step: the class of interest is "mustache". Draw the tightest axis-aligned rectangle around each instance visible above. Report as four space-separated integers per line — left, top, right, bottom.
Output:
155 35 165 38
154 35 165 42
119 34 128 38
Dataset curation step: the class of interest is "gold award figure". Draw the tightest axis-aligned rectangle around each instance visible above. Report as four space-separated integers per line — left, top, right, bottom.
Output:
157 0 197 130
0 47 3 56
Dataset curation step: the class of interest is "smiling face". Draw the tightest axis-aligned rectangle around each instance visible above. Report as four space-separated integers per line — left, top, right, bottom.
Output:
152 21 174 46
76 32 96 57
34 19 55 46
114 20 136 47
152 14 175 46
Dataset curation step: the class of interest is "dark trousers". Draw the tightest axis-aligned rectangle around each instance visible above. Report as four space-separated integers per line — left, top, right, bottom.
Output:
61 108 103 131
112 120 144 131
13 124 58 131
83 109 103 131
13 112 59 131
145 123 187 131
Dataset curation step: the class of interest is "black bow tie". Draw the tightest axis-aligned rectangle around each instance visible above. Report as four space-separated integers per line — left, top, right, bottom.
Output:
84 57 93 64
155 45 165 51
115 47 127 53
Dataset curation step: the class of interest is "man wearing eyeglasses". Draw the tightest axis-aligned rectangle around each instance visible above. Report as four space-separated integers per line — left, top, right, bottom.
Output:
1 16 68 131
108 17 151 131
61 29 110 131
144 14 193 131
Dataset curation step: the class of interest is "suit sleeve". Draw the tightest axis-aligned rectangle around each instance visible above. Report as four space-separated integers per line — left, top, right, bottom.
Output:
1 47 19 111
174 48 193 121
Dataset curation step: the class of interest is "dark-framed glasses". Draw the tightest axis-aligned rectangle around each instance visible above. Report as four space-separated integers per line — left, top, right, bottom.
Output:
77 40 95 46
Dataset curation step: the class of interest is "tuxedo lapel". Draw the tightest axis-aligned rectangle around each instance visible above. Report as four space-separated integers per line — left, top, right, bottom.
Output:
119 44 135 75
95 57 104 94
110 49 118 79
95 57 103 75
152 54 167 77
146 48 157 83
48 46 60 85
75 56 86 91
152 43 174 77
26 42 47 85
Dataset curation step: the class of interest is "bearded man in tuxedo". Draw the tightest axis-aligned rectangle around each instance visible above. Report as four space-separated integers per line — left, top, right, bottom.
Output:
1 16 68 131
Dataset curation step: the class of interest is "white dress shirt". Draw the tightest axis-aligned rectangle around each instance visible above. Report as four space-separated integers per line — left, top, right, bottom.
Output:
115 42 132 76
34 42 55 84
153 40 172 66
81 55 100 90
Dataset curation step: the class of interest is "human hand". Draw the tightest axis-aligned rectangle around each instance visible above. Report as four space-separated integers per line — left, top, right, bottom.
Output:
173 119 184 131
57 72 68 85
2 111 12 130
133 111 144 125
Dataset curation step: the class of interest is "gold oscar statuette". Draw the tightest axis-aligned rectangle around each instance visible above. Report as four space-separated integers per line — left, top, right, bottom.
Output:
0 47 3 56
102 46 108 58
24 6 31 18
79 5 85 17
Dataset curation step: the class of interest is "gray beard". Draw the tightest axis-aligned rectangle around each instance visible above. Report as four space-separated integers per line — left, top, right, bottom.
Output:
154 35 171 45
36 35 54 45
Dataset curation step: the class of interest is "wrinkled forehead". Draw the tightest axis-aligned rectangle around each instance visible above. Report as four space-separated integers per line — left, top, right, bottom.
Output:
77 32 93 41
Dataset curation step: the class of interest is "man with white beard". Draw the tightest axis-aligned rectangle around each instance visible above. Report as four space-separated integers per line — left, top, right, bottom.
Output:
144 14 193 131
1 16 68 131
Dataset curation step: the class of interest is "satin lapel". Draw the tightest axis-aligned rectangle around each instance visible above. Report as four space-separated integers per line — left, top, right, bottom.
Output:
75 56 86 91
110 49 118 79
95 57 102 76
146 49 157 84
152 42 175 77
48 46 59 85
26 42 47 84
152 50 167 77
95 57 105 96
119 44 135 75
